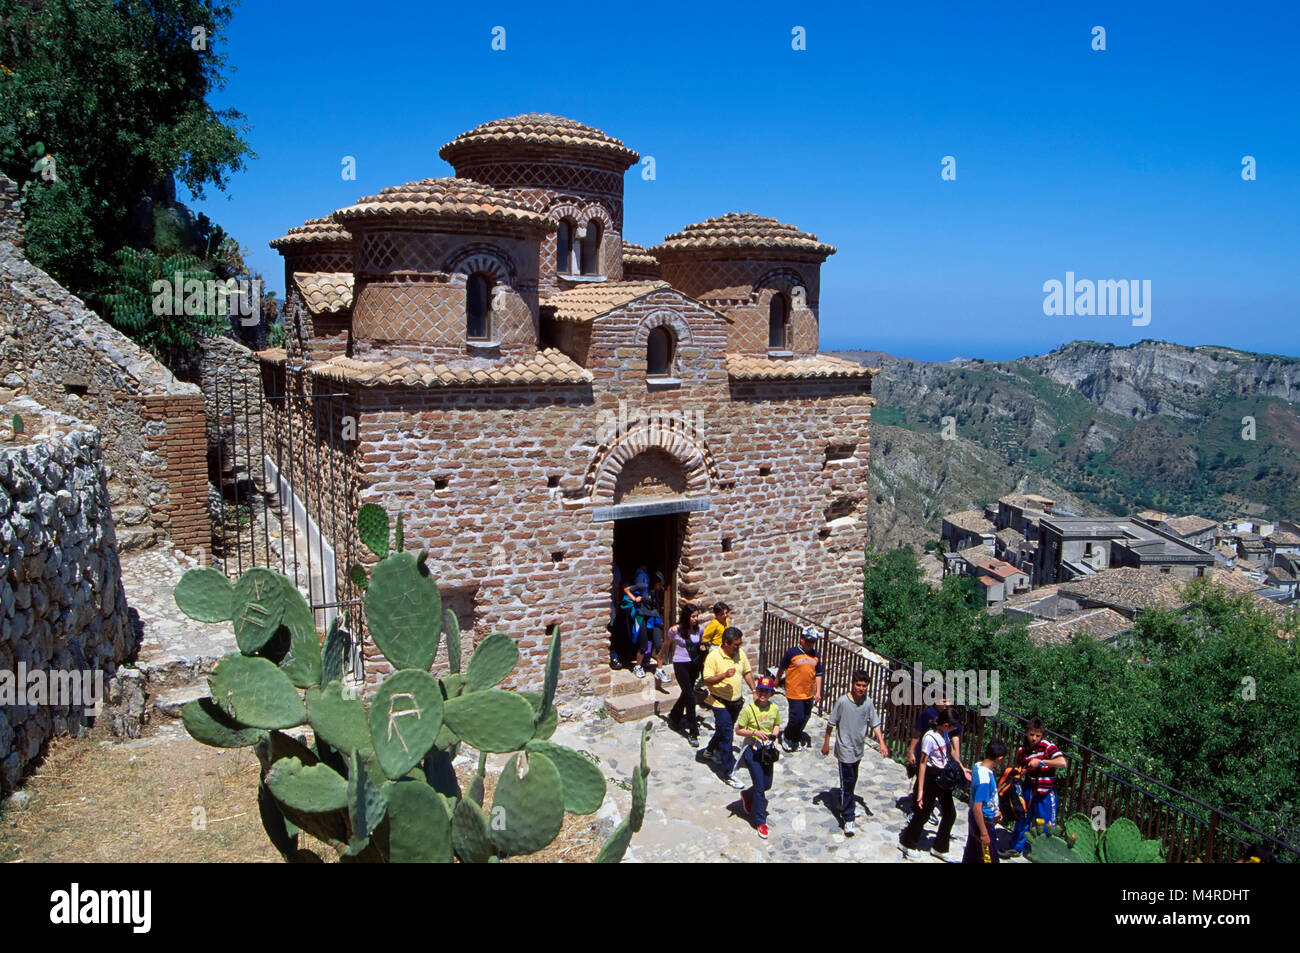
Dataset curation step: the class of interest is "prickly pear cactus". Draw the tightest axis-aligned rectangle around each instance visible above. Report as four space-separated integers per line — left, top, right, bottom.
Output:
1031 815 1166 863
176 502 646 862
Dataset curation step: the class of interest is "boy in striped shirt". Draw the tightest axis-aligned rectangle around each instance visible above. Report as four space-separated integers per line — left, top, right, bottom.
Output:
1005 717 1067 858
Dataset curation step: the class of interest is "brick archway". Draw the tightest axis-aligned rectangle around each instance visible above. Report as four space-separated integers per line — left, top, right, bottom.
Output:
586 415 718 504
632 309 694 348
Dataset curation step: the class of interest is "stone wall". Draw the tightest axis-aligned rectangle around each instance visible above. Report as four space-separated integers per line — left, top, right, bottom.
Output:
0 175 22 251
0 398 134 793
0 222 209 554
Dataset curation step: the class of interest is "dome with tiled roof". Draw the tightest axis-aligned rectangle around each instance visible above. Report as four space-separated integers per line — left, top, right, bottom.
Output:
332 178 552 230
439 114 639 167
268 216 352 249
621 240 658 266
651 213 836 259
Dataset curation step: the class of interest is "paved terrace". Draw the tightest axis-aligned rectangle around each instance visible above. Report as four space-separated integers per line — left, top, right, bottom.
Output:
552 690 1024 864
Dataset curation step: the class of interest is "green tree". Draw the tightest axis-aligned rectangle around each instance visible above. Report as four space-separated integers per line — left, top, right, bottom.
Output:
103 248 227 359
0 0 252 297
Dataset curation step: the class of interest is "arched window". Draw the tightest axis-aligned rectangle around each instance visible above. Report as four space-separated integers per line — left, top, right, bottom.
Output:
466 273 492 340
580 219 602 275
556 219 576 274
646 326 674 377
768 292 792 349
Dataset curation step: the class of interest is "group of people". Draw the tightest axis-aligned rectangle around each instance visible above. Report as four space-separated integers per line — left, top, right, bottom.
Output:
608 564 669 680
647 614 1068 858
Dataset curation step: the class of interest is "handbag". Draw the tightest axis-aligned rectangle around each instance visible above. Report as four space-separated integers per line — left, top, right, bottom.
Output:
933 732 965 792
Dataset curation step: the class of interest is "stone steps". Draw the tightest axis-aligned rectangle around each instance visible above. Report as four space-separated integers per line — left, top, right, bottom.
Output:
604 666 678 722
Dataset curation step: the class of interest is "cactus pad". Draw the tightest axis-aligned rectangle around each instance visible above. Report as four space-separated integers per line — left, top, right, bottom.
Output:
519 691 557 740
365 551 442 671
466 632 518 691
1064 813 1098 861
174 567 235 623
443 608 462 675
272 576 322 688
538 624 561 724
629 766 648 833
369 669 445 779
258 782 300 859
1026 832 1082 863
443 689 537 753
387 780 453 863
491 750 565 856
357 503 390 559
595 817 633 863
526 741 606 815
209 654 306 729
451 793 494 863
306 681 373 756
321 617 347 686
1100 817 1143 864
181 696 263 748
265 756 349 813
348 750 388 839
231 567 287 654
349 564 368 591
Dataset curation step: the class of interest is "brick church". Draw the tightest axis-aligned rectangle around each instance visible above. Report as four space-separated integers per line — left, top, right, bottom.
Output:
264 114 875 698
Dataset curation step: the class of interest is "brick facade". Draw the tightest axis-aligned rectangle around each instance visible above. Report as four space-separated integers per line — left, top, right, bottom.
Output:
264 115 874 701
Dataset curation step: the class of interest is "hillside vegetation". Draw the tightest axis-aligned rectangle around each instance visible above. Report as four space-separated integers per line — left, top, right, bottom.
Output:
842 341 1300 542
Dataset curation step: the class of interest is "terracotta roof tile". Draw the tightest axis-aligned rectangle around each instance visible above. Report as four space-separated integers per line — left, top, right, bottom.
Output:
542 281 670 322
1058 567 1189 614
439 114 639 166
1163 515 1218 537
1268 531 1300 545
1028 608 1131 646
305 348 591 388
945 510 995 534
333 178 552 230
291 272 353 315
268 216 352 249
651 213 835 258
726 354 875 381
621 240 659 268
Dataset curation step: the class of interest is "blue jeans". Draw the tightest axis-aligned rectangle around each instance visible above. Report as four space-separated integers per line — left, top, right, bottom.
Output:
706 699 743 776
837 759 860 821
785 698 814 746
1011 787 1058 851
740 746 775 825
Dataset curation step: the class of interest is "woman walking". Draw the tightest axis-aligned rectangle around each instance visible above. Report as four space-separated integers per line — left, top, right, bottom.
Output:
736 676 781 839
900 706 969 859
660 603 704 745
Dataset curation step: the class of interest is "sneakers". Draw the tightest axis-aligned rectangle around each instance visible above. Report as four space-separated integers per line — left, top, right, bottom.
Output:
609 654 622 670
930 846 951 862
757 824 769 839
702 748 719 764
843 821 857 837
779 737 795 753
740 790 752 814
632 664 646 678
725 774 746 789
998 847 1022 860
687 734 700 749
655 668 671 685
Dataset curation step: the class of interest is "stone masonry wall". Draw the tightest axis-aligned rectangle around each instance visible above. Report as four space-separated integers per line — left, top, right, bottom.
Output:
0 398 134 793
0 231 209 555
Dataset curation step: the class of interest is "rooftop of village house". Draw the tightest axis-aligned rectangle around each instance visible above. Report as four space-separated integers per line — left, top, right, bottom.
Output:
944 509 995 534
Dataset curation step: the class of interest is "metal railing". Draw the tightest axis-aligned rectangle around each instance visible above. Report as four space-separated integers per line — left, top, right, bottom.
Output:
760 601 1298 863
207 365 362 674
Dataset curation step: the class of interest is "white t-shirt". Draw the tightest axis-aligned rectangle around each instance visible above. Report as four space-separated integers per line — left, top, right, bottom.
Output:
921 729 950 769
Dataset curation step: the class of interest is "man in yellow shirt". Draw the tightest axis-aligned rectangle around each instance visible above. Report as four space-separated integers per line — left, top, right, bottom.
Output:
700 602 730 652
701 626 755 788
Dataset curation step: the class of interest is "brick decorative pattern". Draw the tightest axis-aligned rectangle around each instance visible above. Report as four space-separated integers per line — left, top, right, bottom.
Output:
657 256 822 355
349 227 540 357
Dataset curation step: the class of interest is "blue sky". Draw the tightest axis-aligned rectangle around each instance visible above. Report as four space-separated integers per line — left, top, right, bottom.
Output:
187 0 1300 362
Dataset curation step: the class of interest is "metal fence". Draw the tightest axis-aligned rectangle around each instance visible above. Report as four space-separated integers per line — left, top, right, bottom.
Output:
207 367 361 673
759 601 1298 863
